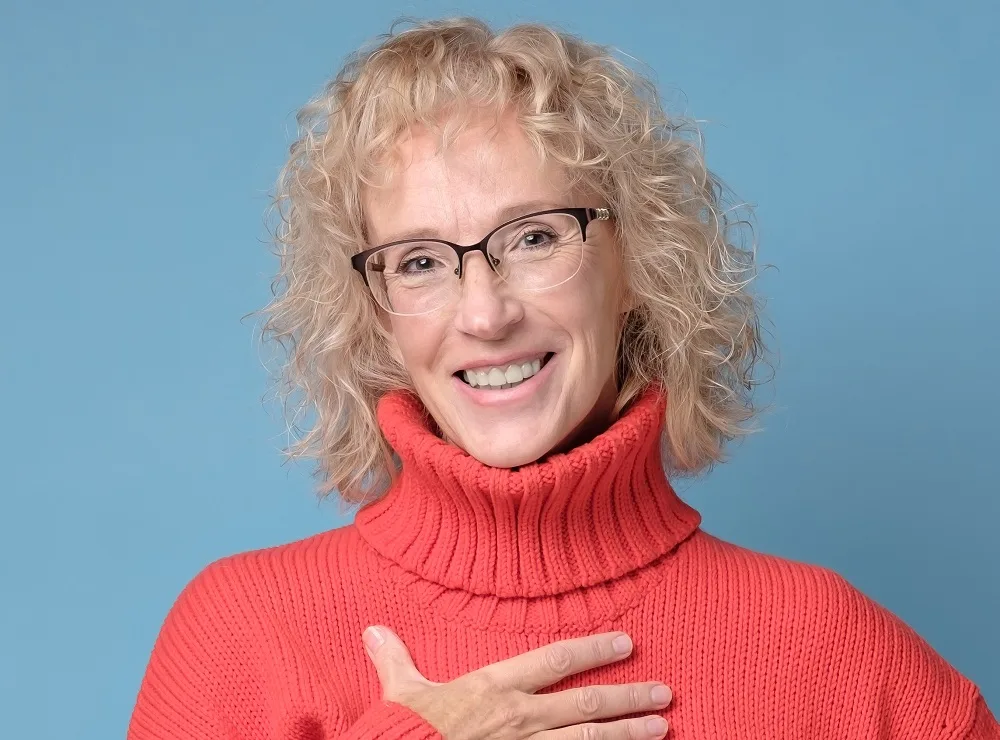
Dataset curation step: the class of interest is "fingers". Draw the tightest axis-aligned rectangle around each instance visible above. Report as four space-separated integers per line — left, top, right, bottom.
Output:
529 681 672 733
534 715 669 740
362 625 424 694
481 632 635 693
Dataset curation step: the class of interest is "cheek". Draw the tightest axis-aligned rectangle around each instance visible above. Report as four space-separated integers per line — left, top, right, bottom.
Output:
558 275 624 367
388 317 446 373
566 261 623 331
543 285 619 356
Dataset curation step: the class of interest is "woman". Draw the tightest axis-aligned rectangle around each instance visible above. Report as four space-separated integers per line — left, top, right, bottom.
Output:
128 17 997 740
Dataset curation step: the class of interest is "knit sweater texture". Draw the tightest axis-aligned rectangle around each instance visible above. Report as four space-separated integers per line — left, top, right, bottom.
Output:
129 386 998 739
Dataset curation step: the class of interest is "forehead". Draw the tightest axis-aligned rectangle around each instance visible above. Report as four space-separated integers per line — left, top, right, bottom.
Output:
363 111 574 243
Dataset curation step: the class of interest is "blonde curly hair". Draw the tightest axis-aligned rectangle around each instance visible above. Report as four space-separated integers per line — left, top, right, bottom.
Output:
261 17 771 505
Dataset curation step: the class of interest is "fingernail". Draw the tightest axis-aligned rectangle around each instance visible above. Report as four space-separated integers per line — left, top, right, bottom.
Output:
651 684 671 705
646 716 667 737
612 634 633 654
363 626 384 659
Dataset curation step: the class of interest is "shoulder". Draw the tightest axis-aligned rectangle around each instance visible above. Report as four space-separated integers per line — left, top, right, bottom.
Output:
132 527 369 712
131 525 390 736
168 524 369 624
686 530 894 620
682 532 991 738
142 523 379 674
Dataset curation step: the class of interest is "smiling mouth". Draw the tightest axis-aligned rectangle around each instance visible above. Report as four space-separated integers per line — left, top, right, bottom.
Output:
455 352 555 390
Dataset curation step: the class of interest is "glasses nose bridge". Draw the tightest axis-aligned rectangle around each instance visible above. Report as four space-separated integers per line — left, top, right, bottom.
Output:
452 237 499 280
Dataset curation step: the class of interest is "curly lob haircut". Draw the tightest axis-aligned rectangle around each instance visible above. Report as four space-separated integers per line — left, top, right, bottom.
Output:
262 17 770 505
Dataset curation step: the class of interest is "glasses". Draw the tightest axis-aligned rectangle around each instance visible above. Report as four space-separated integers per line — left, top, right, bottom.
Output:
351 206 613 316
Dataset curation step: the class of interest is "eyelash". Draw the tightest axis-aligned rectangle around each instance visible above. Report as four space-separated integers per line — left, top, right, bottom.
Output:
398 254 438 272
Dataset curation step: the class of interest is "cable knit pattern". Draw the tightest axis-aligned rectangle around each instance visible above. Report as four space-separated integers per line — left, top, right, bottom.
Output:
129 386 998 739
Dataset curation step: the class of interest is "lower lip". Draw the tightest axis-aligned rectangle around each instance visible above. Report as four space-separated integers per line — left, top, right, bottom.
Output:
452 355 556 406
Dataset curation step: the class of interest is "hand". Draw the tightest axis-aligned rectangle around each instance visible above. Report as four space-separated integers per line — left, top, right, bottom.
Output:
362 625 672 739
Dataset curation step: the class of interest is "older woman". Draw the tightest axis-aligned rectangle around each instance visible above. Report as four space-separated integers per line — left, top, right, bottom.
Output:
129 17 997 740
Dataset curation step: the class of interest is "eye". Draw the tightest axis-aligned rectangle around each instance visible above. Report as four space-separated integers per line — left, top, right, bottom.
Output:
516 228 558 249
398 254 440 273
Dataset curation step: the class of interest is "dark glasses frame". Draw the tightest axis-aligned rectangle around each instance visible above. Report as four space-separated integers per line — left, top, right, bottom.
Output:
350 206 613 285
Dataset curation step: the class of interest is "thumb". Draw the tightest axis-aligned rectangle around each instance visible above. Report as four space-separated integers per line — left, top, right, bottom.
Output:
363 625 424 693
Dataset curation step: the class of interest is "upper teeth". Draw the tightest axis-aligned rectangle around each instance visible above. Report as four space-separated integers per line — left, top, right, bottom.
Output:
463 357 543 387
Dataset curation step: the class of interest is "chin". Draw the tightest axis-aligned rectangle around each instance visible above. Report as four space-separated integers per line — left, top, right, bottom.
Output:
456 429 556 469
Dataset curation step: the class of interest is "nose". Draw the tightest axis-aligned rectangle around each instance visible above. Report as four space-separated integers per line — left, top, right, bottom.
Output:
451 252 524 339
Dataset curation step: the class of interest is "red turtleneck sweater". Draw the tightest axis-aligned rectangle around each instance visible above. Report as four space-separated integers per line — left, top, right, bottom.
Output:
129 387 998 739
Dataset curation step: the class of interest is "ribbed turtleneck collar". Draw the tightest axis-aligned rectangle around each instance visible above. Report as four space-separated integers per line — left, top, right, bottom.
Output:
353 385 702 598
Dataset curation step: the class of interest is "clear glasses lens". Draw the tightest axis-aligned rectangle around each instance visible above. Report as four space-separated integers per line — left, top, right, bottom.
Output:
366 212 585 316
366 241 459 315
486 212 584 291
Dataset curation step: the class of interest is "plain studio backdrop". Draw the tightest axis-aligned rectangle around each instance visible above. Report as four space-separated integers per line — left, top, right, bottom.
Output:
1 0 997 737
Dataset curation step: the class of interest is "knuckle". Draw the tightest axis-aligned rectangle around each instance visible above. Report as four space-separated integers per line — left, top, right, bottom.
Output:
464 671 496 697
465 671 493 693
575 687 605 716
544 644 575 676
496 694 528 730
380 675 419 705
626 684 643 712
577 723 602 740
590 638 610 663
625 718 646 740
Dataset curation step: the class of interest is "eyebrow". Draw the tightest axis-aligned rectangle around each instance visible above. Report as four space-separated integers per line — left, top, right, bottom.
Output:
376 199 562 244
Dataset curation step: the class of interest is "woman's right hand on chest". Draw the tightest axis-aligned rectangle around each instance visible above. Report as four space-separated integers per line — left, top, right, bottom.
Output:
361 626 672 739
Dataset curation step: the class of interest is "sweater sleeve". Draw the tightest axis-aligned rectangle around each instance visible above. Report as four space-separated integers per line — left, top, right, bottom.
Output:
336 699 442 739
816 570 999 740
964 696 1000 739
128 559 444 740
128 561 242 739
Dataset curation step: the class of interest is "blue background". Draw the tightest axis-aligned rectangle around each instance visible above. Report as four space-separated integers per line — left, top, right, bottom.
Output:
1 0 997 737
